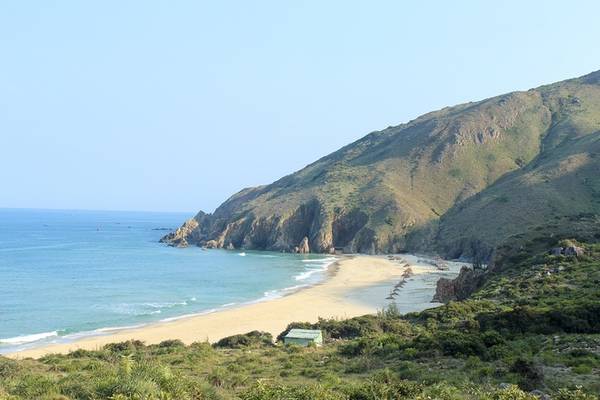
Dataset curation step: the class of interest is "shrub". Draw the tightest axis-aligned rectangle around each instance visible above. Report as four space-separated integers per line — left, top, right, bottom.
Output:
555 386 599 400
104 340 145 354
214 331 273 348
510 358 544 391
345 369 423 400
240 381 345 400
158 339 185 349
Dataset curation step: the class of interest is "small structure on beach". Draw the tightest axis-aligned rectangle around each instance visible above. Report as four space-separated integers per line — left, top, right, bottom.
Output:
283 329 323 347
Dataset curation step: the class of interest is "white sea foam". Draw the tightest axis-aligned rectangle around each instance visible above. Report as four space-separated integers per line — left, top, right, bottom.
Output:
293 257 337 281
160 308 218 322
0 331 59 345
301 257 336 263
262 284 307 300
294 268 322 281
238 252 246 256
144 301 188 309
93 324 146 334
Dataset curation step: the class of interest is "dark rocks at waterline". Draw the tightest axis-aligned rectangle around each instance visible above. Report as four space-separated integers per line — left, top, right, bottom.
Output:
432 266 485 303
295 236 310 254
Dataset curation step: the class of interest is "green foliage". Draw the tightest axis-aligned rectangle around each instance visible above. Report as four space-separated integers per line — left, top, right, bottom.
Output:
240 381 344 400
214 331 273 349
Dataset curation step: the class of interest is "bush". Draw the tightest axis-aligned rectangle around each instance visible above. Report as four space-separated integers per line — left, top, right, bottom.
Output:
158 339 185 349
240 381 345 400
510 358 544 391
344 369 422 399
214 331 273 349
555 386 599 400
104 340 145 354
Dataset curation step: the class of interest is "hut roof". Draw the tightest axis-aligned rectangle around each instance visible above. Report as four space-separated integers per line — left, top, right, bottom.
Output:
285 329 322 339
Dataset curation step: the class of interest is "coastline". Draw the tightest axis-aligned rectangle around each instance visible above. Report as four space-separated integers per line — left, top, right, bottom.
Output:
8 255 463 359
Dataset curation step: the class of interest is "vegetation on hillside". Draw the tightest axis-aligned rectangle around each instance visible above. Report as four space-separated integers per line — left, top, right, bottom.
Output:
2 241 599 399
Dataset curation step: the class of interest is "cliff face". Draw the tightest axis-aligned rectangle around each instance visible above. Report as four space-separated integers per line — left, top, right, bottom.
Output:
162 71 600 256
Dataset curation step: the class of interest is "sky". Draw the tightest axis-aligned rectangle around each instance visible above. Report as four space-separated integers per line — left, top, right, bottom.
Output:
1 1 599 213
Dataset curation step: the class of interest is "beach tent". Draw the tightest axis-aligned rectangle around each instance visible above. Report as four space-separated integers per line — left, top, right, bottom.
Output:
283 329 323 346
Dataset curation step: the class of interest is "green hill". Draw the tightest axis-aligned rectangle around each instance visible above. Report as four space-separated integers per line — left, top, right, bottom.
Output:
162 70 600 257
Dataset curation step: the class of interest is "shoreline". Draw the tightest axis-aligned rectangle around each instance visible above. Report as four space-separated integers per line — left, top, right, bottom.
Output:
7 255 463 359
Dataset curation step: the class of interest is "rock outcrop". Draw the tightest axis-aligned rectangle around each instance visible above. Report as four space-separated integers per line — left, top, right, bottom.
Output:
549 241 585 257
159 217 200 247
432 266 485 303
296 237 310 254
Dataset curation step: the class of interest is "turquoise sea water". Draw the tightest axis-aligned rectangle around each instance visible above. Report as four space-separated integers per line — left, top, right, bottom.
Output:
0 209 335 354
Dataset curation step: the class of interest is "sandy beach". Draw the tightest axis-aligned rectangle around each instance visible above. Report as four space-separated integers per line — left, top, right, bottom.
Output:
9 255 463 359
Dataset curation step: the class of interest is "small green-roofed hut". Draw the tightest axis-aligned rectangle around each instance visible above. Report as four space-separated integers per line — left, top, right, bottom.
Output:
283 329 323 346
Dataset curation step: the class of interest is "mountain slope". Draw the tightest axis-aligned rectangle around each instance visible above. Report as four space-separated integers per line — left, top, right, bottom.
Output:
162 70 600 256
436 71 600 259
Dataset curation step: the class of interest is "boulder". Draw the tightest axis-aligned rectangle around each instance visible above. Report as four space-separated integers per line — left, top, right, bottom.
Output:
432 278 456 303
297 236 310 254
530 390 551 400
564 245 585 257
548 245 585 257
174 238 189 248
204 240 219 249
226 243 235 250
433 266 485 303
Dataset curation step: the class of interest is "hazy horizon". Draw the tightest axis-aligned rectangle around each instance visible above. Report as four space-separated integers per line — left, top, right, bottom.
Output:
2 1 600 213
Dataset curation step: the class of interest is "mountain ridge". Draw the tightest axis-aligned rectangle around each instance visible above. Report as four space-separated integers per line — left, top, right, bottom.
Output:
162 70 600 258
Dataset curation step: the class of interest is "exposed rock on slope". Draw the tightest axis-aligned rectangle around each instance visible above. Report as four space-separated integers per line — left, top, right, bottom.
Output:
433 266 486 303
163 70 600 256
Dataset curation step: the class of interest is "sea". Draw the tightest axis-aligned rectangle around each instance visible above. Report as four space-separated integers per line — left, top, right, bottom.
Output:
0 208 336 354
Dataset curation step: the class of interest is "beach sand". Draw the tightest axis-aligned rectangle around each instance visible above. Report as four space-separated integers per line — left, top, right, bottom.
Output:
9 255 459 359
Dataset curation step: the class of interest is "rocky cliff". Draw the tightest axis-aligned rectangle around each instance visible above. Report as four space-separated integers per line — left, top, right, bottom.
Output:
162 70 600 257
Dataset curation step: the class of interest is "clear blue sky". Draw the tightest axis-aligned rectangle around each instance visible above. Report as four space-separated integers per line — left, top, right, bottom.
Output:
1 1 599 213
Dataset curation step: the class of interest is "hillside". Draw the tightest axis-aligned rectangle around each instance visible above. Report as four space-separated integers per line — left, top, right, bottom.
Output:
162 71 600 257
436 71 600 260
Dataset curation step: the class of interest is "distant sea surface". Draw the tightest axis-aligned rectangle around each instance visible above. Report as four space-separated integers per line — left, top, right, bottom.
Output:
0 209 335 354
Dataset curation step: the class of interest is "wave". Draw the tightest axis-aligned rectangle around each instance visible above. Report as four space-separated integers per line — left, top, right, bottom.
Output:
110 300 190 316
238 252 246 256
144 301 188 309
0 331 59 345
301 257 337 263
262 284 307 300
294 268 323 281
294 257 337 282
160 308 218 322
0 243 72 252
